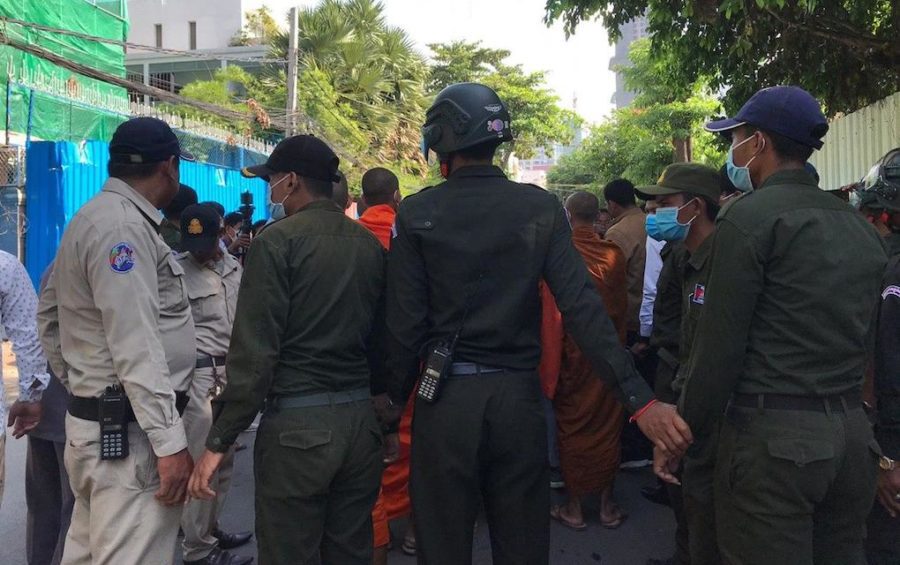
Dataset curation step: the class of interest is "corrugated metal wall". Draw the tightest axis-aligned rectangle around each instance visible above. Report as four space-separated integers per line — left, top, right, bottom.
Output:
24 140 268 288
811 91 900 190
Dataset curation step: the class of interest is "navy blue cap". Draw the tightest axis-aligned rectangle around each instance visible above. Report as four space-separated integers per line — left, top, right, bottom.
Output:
180 203 222 253
705 86 829 150
109 117 195 164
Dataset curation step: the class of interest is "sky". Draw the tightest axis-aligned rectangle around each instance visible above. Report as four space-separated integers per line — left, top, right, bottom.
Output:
262 0 617 124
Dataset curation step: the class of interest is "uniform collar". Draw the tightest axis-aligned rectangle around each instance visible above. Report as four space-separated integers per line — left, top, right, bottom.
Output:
609 206 644 227
687 233 714 271
449 165 507 180
102 178 163 226
298 199 343 214
758 168 819 191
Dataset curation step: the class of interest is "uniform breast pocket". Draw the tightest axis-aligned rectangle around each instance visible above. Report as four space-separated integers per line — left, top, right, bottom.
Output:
159 254 189 312
188 284 220 325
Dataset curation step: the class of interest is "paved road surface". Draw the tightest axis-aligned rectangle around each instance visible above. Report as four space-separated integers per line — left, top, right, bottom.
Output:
1 428 675 565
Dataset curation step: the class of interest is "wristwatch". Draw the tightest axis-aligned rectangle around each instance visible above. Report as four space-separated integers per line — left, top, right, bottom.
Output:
879 456 897 471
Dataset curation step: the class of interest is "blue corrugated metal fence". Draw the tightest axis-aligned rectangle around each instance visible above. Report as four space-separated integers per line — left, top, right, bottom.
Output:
25 140 268 288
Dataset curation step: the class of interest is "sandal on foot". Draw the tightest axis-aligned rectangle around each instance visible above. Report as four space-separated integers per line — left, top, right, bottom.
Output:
550 505 587 531
401 536 417 556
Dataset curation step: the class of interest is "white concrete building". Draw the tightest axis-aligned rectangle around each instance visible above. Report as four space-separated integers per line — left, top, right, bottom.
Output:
125 0 280 97
127 0 274 52
608 16 650 109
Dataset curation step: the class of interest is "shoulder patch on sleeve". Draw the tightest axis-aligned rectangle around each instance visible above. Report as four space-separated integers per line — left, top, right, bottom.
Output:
883 285 900 300
108 242 136 273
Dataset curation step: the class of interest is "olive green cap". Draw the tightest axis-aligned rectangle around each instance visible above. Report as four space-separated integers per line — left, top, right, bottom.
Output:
636 162 722 202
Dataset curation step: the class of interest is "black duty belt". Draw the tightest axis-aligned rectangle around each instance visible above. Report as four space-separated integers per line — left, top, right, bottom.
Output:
448 362 504 377
196 356 227 369
730 392 861 413
68 391 190 422
268 387 371 410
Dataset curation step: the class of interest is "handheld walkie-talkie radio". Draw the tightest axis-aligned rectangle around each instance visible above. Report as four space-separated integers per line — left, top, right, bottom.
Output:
99 385 129 460
416 273 485 404
417 342 454 403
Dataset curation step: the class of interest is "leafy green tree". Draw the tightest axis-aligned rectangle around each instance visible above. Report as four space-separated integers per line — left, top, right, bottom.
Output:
230 6 282 47
548 39 723 190
544 0 899 115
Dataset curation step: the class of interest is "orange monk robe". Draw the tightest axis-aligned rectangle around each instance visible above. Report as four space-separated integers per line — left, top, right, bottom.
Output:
358 204 396 249
552 226 629 497
358 203 414 546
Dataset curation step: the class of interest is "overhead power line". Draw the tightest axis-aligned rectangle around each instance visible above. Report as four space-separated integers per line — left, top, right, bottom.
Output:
0 16 288 64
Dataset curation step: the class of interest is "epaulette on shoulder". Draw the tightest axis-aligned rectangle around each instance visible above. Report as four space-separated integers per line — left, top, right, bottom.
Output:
403 185 436 201
717 191 755 220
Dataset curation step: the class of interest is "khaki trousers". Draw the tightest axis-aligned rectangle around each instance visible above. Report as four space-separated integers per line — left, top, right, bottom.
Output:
182 366 235 561
61 414 181 565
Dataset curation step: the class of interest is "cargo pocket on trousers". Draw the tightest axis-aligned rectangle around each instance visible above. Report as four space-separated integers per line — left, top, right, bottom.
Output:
767 438 834 467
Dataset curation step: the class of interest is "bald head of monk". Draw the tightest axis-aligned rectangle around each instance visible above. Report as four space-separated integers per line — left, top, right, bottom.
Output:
362 167 401 209
332 170 350 210
565 191 600 229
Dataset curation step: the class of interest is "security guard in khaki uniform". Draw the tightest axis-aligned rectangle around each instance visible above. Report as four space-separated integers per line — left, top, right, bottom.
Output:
639 163 724 565
176 204 252 565
669 87 888 564
188 135 387 565
38 117 197 564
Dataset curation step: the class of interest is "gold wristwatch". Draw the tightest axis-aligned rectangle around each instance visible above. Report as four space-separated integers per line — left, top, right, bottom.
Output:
879 456 897 471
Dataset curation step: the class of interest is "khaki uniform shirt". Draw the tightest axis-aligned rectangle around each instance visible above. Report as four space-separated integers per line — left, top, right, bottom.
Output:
38 178 196 457
679 170 888 437
176 252 242 359
605 206 647 333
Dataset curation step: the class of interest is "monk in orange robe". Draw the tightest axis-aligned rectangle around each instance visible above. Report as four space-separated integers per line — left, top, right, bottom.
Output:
357 168 416 562
546 191 629 531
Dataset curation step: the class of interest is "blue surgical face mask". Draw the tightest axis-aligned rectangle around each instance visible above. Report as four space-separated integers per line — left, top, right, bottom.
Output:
646 199 698 242
267 175 291 221
726 134 762 193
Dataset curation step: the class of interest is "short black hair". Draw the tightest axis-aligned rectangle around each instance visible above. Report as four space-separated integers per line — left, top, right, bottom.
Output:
744 126 815 163
603 178 636 207
224 212 243 228
162 184 198 219
362 167 399 204
302 175 334 199
455 140 500 161
251 219 268 236
107 161 162 181
200 201 225 218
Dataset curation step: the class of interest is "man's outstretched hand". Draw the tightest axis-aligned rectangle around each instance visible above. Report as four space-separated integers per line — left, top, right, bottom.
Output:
635 402 693 458
652 446 681 485
188 449 225 501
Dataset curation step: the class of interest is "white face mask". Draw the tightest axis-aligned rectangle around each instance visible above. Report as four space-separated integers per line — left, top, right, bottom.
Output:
267 175 291 220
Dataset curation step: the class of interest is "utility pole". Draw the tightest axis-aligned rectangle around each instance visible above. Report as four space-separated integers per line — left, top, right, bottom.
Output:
286 6 299 137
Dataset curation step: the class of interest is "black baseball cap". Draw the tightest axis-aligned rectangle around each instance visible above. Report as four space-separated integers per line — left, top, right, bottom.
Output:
180 204 221 253
241 135 340 183
705 86 829 150
109 117 195 164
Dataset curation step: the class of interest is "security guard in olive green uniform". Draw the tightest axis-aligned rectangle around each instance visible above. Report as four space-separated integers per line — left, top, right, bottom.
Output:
385 83 693 565
671 86 888 564
639 163 724 565
176 204 252 565
861 148 900 564
188 135 387 565
38 118 196 564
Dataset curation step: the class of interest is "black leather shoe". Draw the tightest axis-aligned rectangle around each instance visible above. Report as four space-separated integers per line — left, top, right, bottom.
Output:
213 528 253 550
184 548 253 565
640 483 671 507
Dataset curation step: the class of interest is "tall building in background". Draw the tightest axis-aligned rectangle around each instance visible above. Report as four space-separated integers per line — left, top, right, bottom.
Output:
609 16 650 109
